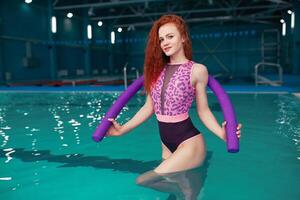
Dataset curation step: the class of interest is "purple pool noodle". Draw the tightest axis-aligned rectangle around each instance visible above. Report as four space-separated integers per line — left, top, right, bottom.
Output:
92 76 144 142
93 75 239 153
208 75 239 153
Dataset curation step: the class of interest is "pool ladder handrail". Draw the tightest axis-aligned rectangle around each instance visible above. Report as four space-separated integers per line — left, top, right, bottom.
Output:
123 63 140 89
254 62 283 86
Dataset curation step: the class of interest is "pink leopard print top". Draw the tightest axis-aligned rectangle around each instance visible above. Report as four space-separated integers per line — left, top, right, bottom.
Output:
150 60 196 116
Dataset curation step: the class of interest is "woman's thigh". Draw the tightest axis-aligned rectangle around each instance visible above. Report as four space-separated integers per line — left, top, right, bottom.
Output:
154 134 206 174
161 142 172 160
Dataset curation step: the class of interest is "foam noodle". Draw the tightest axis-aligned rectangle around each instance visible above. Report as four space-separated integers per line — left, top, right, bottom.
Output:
92 75 239 153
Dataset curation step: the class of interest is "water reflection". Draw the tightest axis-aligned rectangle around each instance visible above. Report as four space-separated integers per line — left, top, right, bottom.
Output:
0 107 10 148
275 95 300 159
0 148 160 173
136 152 212 200
3 148 15 163
0 148 211 199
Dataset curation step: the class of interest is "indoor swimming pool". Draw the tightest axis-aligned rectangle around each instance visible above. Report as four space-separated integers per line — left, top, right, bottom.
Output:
0 91 299 200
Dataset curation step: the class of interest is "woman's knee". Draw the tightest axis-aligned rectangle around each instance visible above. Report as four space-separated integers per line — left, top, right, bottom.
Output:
135 175 146 186
136 170 159 186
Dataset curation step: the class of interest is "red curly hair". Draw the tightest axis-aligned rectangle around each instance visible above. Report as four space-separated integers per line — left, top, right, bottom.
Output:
144 15 192 93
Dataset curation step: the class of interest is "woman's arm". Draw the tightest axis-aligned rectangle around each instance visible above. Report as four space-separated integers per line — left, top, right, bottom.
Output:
107 93 154 136
120 93 154 133
192 64 226 141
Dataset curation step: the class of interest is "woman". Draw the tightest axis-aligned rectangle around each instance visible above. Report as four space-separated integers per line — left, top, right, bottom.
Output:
106 15 241 174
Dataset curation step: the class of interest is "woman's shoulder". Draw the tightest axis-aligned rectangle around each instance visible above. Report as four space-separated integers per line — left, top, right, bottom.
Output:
192 62 208 78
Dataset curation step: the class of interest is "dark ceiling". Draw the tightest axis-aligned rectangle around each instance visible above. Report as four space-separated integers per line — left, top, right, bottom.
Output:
52 0 294 28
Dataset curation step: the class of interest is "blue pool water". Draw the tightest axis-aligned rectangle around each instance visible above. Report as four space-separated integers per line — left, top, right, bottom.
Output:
0 91 299 199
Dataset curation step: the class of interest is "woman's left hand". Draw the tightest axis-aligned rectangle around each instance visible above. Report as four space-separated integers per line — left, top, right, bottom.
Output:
236 123 242 139
221 121 242 140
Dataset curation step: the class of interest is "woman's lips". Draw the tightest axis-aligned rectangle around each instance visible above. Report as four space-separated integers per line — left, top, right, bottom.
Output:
164 47 171 52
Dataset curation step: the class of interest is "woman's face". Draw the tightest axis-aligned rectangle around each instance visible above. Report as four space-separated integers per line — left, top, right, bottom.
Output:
158 23 184 57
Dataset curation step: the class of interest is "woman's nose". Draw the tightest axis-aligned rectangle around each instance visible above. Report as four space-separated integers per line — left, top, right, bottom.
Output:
162 40 169 46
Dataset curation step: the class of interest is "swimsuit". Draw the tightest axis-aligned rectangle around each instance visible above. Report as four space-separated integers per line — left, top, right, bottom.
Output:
150 60 201 153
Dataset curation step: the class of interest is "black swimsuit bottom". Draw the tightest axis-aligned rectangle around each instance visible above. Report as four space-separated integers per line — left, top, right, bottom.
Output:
157 117 201 153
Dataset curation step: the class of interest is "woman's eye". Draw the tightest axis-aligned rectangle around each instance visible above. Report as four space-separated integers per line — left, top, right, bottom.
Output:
167 35 173 39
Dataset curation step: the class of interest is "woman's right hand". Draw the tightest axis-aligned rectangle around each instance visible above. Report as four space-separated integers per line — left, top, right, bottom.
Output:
106 118 124 136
